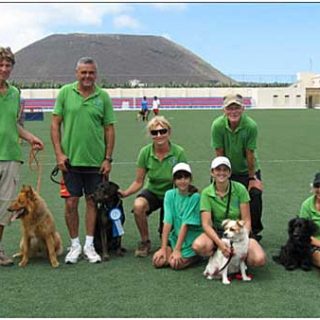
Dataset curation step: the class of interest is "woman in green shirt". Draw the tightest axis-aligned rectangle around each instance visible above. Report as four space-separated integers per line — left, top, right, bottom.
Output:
192 156 265 268
152 163 202 270
299 172 320 267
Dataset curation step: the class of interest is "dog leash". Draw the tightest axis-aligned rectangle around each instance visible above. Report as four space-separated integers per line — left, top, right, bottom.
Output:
28 148 43 193
217 240 234 273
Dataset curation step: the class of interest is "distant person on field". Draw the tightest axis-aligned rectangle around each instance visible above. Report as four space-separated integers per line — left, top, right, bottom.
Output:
152 96 160 115
0 46 44 266
139 96 149 122
119 116 187 257
210 93 264 241
51 57 116 264
299 172 320 267
152 162 203 270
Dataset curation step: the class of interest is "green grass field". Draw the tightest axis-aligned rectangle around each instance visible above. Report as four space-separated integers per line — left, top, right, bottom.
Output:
1 109 320 317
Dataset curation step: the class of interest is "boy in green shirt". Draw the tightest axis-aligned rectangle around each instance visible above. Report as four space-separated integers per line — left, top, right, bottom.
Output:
0 47 44 266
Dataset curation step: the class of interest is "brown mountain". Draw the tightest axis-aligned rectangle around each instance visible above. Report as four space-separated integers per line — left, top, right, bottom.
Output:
11 33 234 86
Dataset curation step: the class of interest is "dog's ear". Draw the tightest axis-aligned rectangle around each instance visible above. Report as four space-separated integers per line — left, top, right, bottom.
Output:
221 219 230 228
25 185 36 200
236 220 245 228
288 217 297 233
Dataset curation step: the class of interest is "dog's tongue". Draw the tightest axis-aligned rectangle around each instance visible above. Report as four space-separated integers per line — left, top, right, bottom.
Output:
10 209 24 222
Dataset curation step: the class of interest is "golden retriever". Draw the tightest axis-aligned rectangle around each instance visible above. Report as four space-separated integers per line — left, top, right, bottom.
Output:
8 185 63 268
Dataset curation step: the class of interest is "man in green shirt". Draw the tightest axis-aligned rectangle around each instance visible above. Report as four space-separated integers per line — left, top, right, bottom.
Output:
0 46 44 266
211 93 263 241
51 57 116 264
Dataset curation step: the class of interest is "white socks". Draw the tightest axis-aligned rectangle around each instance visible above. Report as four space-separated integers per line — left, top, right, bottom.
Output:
84 235 94 248
70 236 94 248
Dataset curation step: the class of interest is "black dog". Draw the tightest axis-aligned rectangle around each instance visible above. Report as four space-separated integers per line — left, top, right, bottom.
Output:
92 181 126 261
273 217 318 271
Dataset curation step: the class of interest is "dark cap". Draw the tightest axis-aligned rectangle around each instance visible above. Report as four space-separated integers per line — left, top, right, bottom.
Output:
313 172 320 186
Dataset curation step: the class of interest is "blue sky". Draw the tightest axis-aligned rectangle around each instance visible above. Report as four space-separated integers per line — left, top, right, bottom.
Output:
1 2 320 81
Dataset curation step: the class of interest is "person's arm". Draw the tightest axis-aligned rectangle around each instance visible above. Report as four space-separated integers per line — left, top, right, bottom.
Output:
118 167 146 198
201 211 231 257
246 149 263 191
240 202 252 233
18 124 44 150
50 115 69 172
170 224 188 267
153 223 172 265
311 236 320 247
100 124 115 175
215 148 224 157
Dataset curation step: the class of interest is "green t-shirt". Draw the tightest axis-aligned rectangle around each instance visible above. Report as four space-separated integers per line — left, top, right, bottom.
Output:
299 195 320 240
164 188 203 258
137 142 187 198
211 113 260 174
53 82 116 166
0 83 21 161
200 180 250 230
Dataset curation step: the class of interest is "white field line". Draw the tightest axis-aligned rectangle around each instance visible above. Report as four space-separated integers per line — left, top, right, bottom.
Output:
33 159 320 167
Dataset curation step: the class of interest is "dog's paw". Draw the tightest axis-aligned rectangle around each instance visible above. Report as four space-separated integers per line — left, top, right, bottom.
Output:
12 252 22 258
19 259 28 267
242 275 252 281
102 254 110 261
206 275 214 280
222 279 231 285
51 261 60 268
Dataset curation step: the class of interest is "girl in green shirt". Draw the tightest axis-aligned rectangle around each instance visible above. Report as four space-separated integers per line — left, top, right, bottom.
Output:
192 156 266 268
152 163 203 270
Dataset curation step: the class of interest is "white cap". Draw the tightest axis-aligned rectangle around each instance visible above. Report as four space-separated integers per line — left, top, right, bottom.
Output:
211 156 231 170
172 162 192 176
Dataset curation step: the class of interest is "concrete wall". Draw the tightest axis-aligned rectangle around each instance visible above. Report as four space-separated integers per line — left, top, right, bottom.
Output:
21 86 307 109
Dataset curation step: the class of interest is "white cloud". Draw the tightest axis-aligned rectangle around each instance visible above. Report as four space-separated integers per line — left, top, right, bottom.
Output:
0 3 136 52
113 14 141 29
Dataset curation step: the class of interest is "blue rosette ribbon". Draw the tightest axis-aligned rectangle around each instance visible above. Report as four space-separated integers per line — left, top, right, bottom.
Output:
109 208 124 237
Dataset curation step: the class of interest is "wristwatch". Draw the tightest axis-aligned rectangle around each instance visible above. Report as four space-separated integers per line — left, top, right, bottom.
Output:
105 156 113 163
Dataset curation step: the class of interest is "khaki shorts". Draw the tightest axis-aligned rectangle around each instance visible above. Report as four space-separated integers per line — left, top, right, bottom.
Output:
0 161 20 226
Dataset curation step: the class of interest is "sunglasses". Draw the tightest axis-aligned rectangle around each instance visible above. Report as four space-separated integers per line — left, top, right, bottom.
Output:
150 128 168 136
313 182 320 188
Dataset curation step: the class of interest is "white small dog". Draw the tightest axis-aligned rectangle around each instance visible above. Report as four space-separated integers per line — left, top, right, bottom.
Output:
203 219 251 285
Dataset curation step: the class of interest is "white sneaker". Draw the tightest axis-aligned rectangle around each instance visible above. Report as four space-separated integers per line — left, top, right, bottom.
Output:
65 244 82 264
83 245 101 263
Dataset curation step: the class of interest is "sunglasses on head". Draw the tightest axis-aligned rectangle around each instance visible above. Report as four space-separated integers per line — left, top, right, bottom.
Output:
150 128 168 136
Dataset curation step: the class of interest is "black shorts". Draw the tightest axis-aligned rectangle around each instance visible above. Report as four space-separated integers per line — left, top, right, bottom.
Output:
62 166 103 197
136 189 164 216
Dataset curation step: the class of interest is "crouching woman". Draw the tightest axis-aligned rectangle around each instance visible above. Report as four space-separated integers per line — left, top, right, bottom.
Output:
192 156 266 268
152 163 203 270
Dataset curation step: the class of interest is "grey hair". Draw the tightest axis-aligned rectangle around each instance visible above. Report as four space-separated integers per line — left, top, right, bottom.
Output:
76 57 98 70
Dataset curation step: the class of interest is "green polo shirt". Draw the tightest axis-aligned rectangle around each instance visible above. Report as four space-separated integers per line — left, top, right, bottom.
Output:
0 83 21 161
299 195 320 240
53 82 116 166
211 114 260 174
200 180 250 230
137 142 187 198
